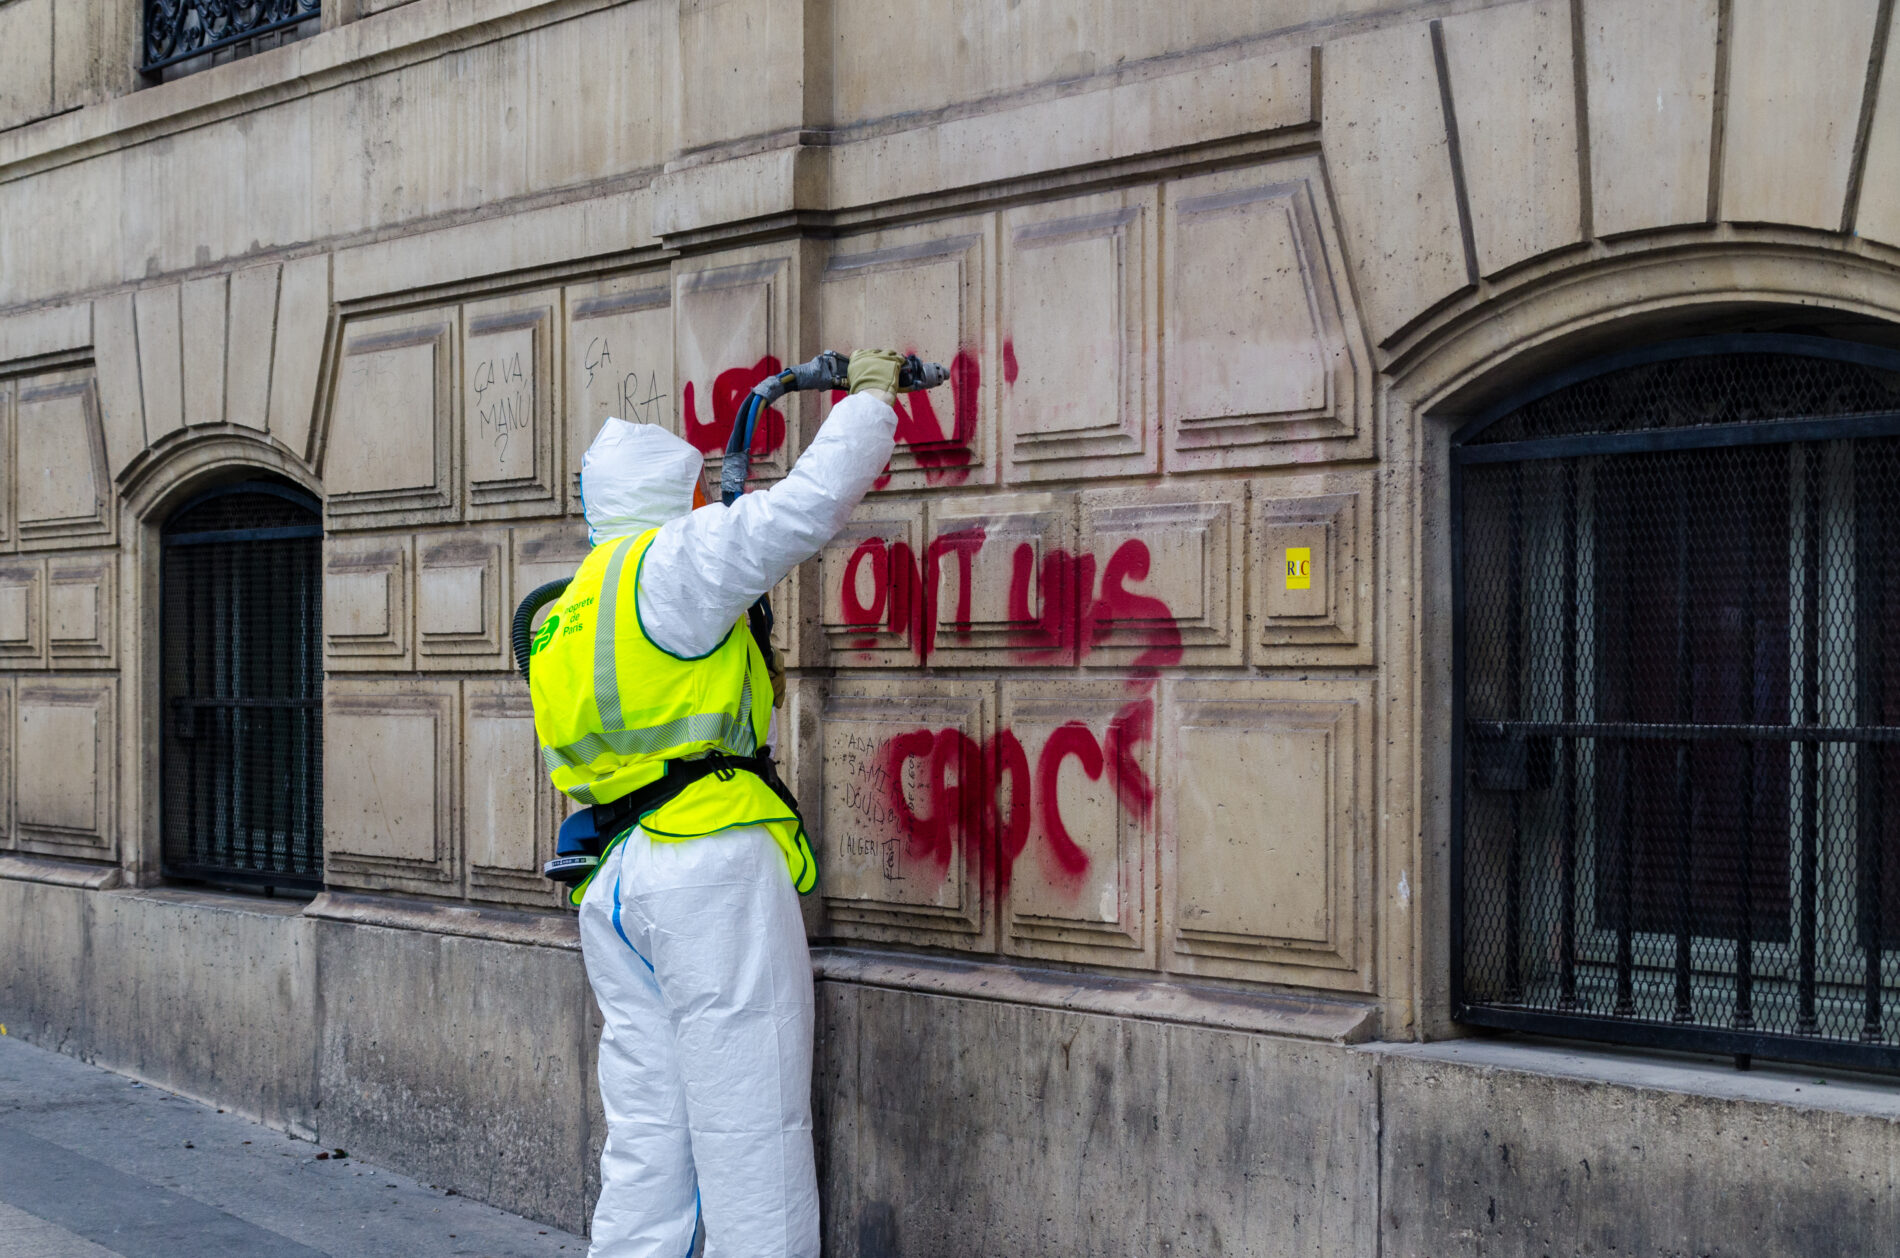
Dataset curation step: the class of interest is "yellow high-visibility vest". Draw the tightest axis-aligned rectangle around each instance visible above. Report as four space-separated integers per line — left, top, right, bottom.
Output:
528 527 816 901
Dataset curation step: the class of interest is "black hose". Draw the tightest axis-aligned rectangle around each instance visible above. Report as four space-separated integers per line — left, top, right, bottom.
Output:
512 579 572 682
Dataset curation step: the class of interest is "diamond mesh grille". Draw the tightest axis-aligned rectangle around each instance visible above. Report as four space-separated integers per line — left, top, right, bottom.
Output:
1476 351 1900 444
1457 346 1900 1069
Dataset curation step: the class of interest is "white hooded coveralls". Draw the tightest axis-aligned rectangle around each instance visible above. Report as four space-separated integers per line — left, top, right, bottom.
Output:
574 393 897 1258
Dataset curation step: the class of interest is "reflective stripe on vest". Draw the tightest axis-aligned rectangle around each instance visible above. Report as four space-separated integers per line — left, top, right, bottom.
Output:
527 527 813 894
539 672 757 771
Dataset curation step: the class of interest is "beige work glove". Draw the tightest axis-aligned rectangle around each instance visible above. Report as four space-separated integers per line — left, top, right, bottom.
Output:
847 348 903 407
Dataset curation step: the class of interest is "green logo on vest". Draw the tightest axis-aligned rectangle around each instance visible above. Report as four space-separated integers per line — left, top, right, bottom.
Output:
532 615 560 655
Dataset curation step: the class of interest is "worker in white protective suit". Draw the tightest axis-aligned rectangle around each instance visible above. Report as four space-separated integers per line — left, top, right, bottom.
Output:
527 349 905 1258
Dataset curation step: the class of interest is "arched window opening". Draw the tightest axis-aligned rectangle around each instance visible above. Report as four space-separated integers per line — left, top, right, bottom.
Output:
160 480 323 891
1453 335 1900 1071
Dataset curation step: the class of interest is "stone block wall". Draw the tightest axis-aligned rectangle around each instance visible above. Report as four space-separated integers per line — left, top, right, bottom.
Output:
3 0 1900 1251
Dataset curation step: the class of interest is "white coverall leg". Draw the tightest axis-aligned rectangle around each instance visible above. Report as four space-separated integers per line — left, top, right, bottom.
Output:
579 826 817 1258
571 385 899 1258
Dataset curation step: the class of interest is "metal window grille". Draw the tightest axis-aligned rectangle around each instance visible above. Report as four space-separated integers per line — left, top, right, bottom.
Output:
1453 334 1900 1071
143 1 321 76
160 483 323 891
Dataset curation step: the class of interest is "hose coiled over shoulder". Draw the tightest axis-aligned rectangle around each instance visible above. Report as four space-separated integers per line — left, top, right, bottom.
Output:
512 579 573 682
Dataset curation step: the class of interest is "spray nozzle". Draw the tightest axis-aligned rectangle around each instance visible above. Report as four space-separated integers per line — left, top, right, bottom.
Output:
726 350 949 506
749 350 949 404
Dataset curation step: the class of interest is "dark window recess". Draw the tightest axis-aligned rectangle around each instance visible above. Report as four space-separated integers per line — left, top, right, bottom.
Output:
143 1 321 78
160 483 323 891
1453 335 1900 1071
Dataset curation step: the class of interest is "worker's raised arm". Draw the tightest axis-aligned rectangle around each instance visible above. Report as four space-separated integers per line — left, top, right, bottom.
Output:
637 386 899 658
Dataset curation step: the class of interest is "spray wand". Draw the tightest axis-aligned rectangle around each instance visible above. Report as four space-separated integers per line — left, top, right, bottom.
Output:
718 350 948 504
719 351 948 669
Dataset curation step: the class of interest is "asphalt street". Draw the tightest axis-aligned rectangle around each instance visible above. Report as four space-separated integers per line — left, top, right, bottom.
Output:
0 1033 587 1257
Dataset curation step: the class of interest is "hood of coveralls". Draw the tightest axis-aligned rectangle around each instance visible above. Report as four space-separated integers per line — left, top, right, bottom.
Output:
580 419 704 546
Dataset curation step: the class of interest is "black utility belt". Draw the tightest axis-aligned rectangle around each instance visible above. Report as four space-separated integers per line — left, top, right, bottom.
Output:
546 751 803 886
591 751 795 843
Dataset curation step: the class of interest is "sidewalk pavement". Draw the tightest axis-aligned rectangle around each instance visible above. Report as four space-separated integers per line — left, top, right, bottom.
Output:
0 1033 587 1257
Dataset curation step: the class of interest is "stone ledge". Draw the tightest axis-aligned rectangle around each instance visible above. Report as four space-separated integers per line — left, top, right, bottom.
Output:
0 854 122 891
821 45 1314 216
304 890 581 950
331 188 655 303
1367 1037 1900 1119
0 0 624 183
812 946 1379 1042
0 302 91 363
113 885 310 917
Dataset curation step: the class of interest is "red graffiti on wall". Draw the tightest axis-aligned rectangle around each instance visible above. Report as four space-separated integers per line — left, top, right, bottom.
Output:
1040 546 1184 666
1085 540 1184 671
838 526 987 660
1004 538 1187 669
819 336 1179 898
842 529 1176 892
874 691 1158 893
683 356 787 457
839 527 1183 673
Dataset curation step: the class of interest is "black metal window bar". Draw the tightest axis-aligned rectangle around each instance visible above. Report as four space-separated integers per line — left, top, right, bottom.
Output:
143 1 322 77
160 482 323 891
1453 334 1900 1071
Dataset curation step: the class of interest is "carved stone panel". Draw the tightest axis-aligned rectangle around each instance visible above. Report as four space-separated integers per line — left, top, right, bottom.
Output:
416 529 508 669
1161 679 1374 991
325 309 458 528
818 217 994 492
817 499 926 668
567 274 674 511
676 253 795 488
1079 484 1244 669
225 262 281 432
14 675 116 860
465 293 560 518
323 535 411 671
464 680 562 906
45 551 114 669
93 294 145 478
1251 471 1374 666
1321 23 1470 347
15 370 110 550
269 254 332 460
924 492 1079 669
135 284 185 441
0 678 9 849
0 381 11 552
1000 189 1158 481
1439 3 1585 277
1163 159 1369 469
181 274 229 429
1580 0 1719 238
765 569 804 672
513 524 592 606
1720 0 1880 232
323 680 457 894
818 679 995 950
998 681 1155 968
0 558 42 668
776 676 824 865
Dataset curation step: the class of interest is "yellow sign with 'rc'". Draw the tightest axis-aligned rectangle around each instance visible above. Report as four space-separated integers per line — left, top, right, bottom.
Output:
1285 547 1312 590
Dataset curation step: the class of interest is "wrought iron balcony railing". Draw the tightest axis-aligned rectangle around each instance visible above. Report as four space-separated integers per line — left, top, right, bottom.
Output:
143 1 322 76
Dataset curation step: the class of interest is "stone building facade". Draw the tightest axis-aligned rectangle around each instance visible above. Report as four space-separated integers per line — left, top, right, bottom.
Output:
4 0 1900 1252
